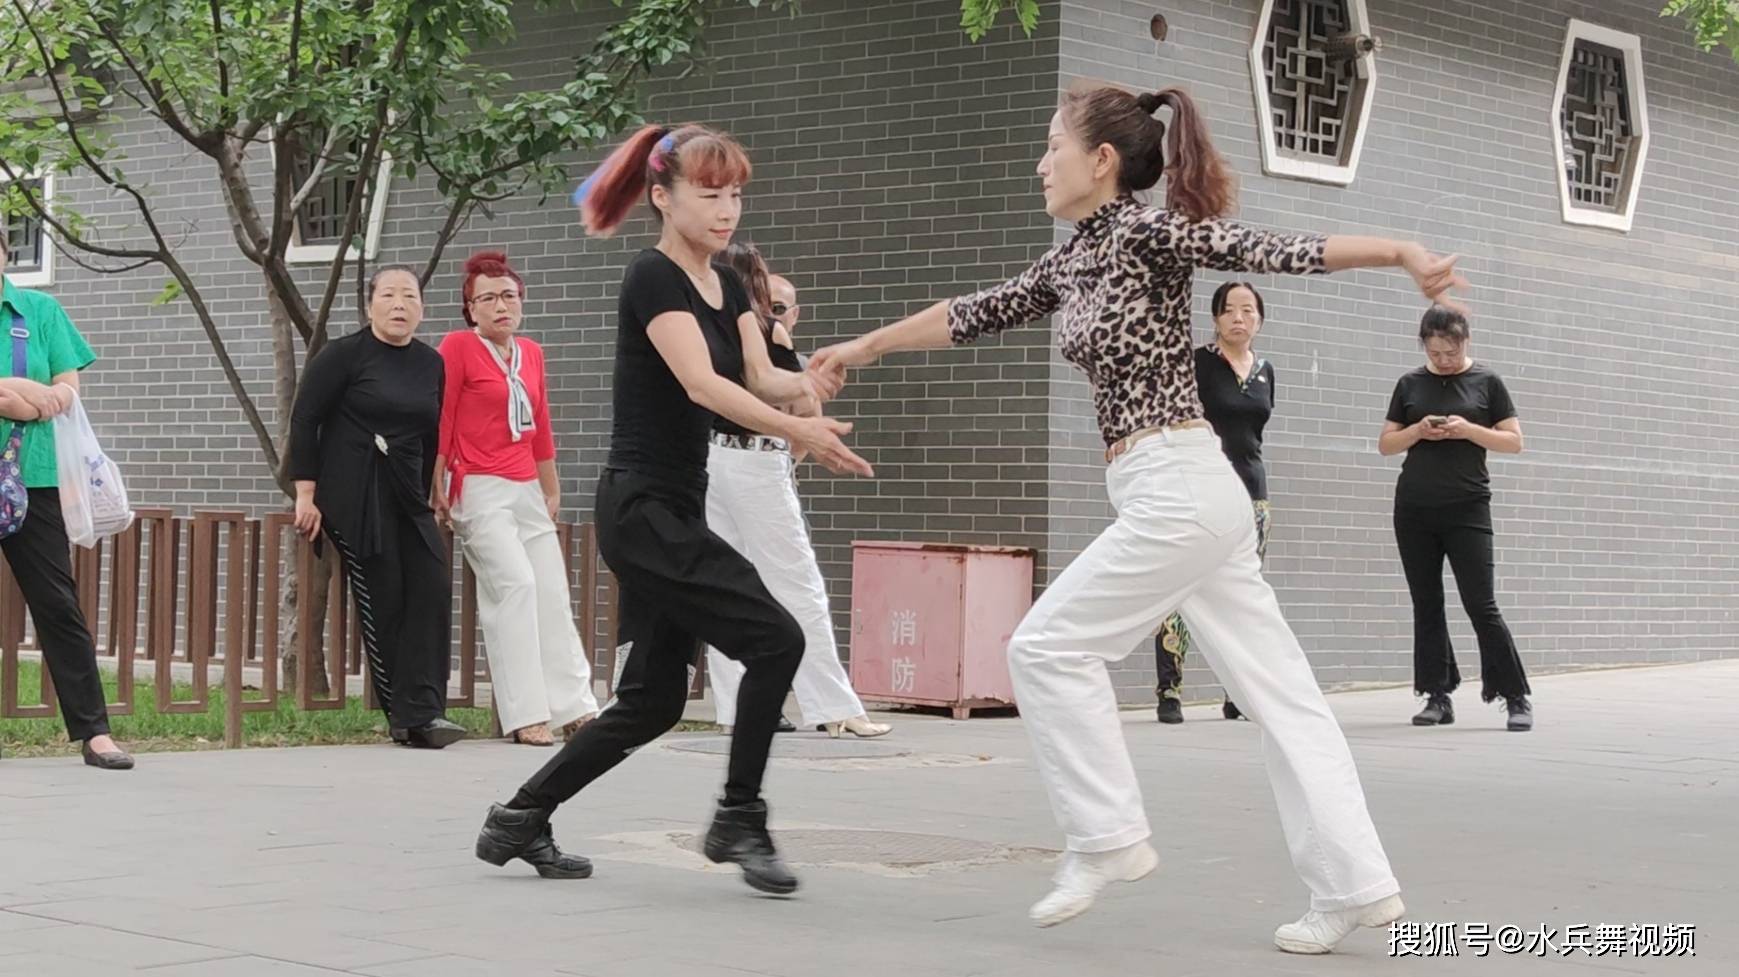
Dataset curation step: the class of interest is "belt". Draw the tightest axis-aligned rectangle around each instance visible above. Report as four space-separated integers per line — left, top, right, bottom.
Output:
1104 419 1212 463
711 432 789 453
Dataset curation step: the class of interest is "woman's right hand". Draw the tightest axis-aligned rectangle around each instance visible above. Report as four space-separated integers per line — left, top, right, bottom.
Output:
293 495 322 540
1399 245 1469 314
431 485 452 531
808 337 877 390
787 416 873 477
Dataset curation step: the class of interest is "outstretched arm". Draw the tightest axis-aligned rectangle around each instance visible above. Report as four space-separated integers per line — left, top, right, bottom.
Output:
648 311 871 476
812 251 1061 377
1324 237 1468 313
1142 211 1470 313
811 300 952 375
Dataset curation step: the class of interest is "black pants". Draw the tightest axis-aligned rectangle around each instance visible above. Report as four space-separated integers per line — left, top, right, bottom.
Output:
0 490 111 741
518 468 803 810
324 501 451 729
1394 498 1530 702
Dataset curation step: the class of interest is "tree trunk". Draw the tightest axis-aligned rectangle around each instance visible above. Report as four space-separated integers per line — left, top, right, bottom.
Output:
265 285 335 694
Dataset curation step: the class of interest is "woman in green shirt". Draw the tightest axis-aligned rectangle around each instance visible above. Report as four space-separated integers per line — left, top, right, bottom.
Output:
0 235 133 769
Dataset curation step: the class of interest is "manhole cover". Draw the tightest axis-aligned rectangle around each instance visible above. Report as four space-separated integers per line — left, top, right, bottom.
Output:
670 829 1035 869
666 736 910 760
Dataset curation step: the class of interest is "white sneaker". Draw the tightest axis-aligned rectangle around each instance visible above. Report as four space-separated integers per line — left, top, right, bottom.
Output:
1274 893 1405 954
1028 842 1160 927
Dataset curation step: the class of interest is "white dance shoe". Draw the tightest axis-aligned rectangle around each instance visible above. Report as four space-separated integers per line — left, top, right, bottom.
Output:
1274 893 1405 953
1028 841 1159 927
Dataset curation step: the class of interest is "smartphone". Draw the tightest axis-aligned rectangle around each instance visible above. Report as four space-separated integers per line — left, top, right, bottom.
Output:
1427 416 1448 428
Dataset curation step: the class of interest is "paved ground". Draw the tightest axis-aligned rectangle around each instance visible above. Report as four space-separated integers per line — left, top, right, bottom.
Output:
1 661 1731 976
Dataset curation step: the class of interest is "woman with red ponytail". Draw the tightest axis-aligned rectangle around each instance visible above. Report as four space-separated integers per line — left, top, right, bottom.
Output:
432 250 600 749
475 124 872 897
814 84 1470 950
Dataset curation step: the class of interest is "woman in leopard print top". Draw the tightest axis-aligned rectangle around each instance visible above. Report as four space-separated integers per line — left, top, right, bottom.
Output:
813 85 1467 952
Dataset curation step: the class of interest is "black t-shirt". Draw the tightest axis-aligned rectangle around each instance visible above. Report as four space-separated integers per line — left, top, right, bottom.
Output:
1385 363 1517 507
714 311 802 438
606 249 752 487
1194 345 1275 501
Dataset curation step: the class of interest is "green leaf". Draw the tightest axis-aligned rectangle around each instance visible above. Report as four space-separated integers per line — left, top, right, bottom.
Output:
150 279 185 307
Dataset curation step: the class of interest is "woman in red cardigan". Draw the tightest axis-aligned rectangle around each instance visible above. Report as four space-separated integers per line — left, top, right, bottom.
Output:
433 251 599 746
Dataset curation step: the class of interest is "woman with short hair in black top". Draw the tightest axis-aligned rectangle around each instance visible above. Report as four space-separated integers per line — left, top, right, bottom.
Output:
474 123 870 897
288 266 466 750
814 83 1466 950
1152 280 1270 724
1379 306 1531 731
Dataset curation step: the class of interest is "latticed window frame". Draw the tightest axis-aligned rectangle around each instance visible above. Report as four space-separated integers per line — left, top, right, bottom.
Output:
0 171 54 288
1247 0 1379 187
1551 19 1650 233
270 125 395 265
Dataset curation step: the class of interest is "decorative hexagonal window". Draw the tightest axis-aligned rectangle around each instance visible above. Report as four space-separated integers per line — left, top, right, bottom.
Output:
1552 20 1649 232
1249 0 1380 186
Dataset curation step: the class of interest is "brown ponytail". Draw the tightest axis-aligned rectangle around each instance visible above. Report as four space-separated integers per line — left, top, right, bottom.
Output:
1060 83 1236 222
1149 88 1234 222
573 123 753 237
722 240 775 334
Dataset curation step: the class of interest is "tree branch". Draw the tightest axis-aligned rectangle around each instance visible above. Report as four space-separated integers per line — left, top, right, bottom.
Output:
50 241 157 276
0 160 159 260
286 0 305 85
160 252 282 475
418 191 476 288
309 17 413 350
214 140 315 342
91 14 222 155
207 0 231 104
287 126 345 215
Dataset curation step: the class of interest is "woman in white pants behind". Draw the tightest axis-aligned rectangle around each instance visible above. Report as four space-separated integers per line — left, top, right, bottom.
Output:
704 243 889 739
434 250 599 746
814 84 1470 952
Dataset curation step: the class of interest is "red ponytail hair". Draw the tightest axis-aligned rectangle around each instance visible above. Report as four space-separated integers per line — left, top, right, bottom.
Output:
578 125 668 237
574 123 753 237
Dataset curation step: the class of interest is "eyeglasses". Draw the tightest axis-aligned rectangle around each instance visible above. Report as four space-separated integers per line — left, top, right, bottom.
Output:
770 303 790 316
469 291 522 307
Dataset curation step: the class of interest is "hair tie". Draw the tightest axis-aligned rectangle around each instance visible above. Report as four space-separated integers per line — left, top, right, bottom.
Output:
648 133 677 172
570 166 602 207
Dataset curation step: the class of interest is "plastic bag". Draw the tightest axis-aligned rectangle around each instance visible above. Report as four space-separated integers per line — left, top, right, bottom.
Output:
53 395 133 548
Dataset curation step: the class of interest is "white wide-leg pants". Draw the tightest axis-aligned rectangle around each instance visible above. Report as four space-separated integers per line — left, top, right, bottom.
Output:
452 475 600 733
702 443 865 728
1009 426 1400 912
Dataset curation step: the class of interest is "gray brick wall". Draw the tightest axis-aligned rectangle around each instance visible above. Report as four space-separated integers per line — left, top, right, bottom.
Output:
27 0 1739 705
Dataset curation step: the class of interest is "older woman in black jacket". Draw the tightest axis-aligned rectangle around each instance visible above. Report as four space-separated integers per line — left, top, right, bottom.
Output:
289 265 465 749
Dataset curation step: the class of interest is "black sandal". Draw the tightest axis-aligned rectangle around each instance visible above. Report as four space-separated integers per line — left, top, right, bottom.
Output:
82 739 135 770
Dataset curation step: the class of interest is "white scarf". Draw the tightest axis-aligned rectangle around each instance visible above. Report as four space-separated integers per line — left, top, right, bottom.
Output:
476 331 535 442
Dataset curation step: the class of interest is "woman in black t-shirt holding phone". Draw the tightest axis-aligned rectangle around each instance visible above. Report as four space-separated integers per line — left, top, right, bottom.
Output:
473 123 871 897
1379 307 1532 731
